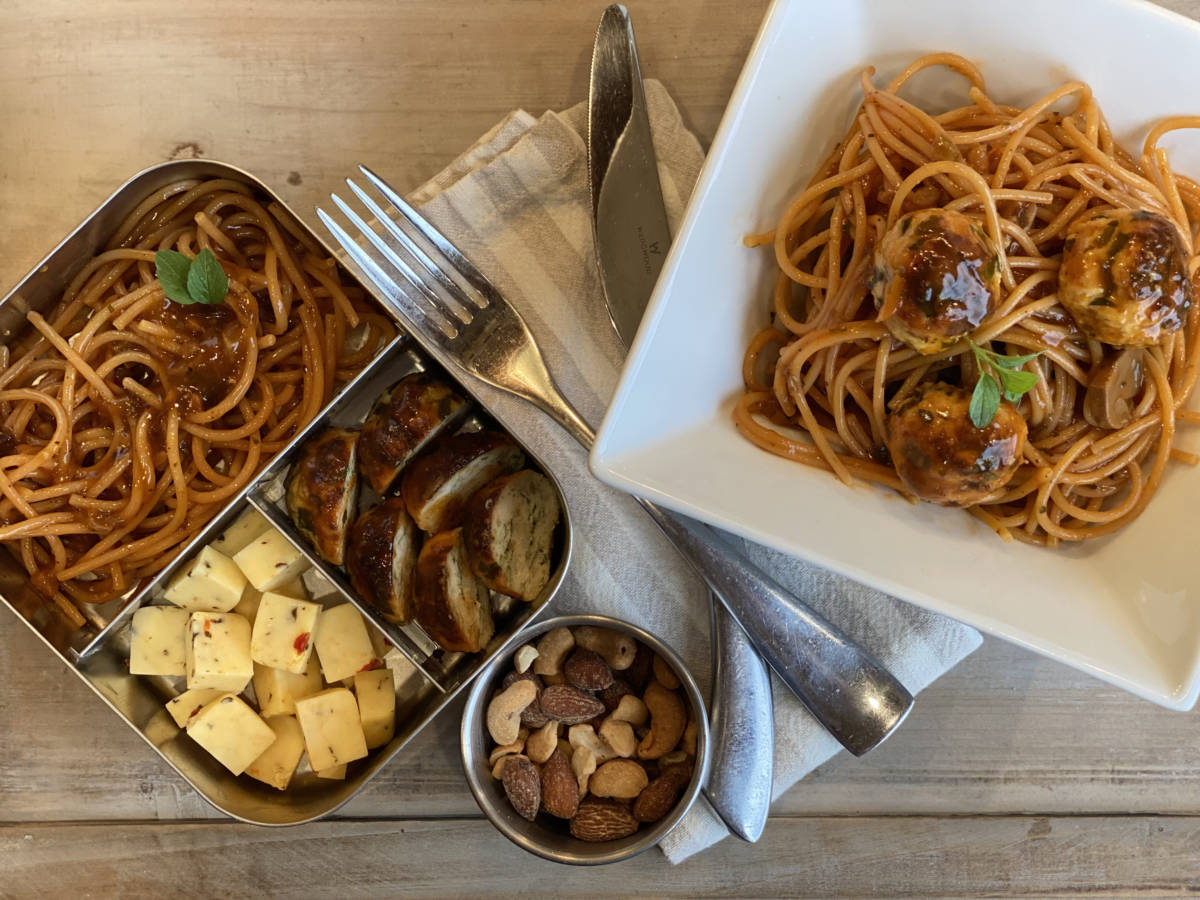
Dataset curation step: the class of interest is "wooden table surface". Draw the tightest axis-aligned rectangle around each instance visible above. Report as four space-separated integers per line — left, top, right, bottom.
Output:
5 1 1200 896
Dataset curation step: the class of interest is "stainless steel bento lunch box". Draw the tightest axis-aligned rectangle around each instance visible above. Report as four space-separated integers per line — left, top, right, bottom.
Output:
0 159 572 825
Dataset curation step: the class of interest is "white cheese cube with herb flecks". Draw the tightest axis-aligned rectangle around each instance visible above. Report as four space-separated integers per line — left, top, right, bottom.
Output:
185 612 253 693
250 592 321 674
294 687 368 771
210 508 271 557
233 528 311 592
313 603 376 683
163 546 246 613
185 693 277 775
244 715 306 791
253 657 324 717
165 688 226 728
129 605 189 676
354 668 396 749
233 577 306 627
314 764 347 780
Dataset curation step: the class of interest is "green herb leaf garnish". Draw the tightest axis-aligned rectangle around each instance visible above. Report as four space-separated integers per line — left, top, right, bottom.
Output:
967 339 1042 428
969 371 1002 429
154 248 228 306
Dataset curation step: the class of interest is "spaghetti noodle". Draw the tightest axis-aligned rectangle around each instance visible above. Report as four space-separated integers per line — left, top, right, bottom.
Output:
0 178 393 619
736 54 1200 546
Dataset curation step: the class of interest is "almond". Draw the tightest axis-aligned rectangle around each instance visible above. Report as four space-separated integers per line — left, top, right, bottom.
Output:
540 748 578 819
570 797 639 842
624 641 654 690
564 649 613 692
540 684 605 724
501 754 541 821
632 771 688 823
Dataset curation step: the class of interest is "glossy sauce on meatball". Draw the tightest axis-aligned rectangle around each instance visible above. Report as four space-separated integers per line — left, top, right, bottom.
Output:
872 209 1002 355
1059 208 1192 347
886 382 1027 507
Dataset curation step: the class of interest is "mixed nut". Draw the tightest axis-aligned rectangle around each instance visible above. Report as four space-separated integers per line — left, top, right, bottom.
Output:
485 624 697 842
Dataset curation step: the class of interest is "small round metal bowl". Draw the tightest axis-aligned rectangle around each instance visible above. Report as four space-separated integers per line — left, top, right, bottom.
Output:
460 613 710 865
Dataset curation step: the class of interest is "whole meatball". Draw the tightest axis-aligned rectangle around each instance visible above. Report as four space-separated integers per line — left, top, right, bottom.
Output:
872 208 1002 355
1059 208 1192 347
886 382 1027 507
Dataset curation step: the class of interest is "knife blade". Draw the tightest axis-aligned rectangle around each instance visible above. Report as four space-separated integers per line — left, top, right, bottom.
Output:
587 3 773 842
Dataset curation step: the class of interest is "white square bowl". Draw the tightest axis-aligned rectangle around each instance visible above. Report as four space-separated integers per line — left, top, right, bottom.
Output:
590 0 1200 709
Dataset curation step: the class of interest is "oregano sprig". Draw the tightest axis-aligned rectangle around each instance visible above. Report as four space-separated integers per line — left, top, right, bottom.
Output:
154 248 228 306
967 338 1041 428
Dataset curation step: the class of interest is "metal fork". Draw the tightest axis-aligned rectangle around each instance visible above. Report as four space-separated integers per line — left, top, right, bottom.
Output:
317 165 914 756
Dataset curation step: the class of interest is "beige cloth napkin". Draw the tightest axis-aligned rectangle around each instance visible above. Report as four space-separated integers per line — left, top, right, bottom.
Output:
404 80 983 862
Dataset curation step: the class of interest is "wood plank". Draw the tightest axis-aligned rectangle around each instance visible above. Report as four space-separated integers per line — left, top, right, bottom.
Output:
3 816 1200 898
0 0 768 293
9 606 1200 823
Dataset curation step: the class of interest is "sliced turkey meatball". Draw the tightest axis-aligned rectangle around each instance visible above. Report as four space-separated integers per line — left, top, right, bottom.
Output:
885 382 1026 507
1059 207 1192 347
872 208 1002 355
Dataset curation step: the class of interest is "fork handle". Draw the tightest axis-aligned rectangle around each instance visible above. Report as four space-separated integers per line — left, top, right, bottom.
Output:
528 391 914 756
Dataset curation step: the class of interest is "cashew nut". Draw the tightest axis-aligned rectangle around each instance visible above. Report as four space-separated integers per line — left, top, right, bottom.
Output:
682 714 698 756
610 694 648 727
573 626 636 671
491 756 510 779
532 627 574 677
486 679 538 746
571 745 597 797
488 727 529 767
636 681 687 760
598 716 637 758
525 721 559 764
514 644 539 674
589 759 649 799
568 723 617 763
652 654 680 690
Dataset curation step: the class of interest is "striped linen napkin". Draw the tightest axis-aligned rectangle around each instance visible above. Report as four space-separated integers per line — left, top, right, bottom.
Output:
403 80 983 862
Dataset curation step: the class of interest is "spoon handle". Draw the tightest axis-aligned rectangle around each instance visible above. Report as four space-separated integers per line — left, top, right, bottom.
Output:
642 506 914 757
704 599 773 841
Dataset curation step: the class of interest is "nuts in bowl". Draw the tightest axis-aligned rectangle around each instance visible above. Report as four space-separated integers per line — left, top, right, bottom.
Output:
460 614 709 865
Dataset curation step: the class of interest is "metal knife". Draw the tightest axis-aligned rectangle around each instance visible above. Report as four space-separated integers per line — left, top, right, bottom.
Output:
587 3 773 841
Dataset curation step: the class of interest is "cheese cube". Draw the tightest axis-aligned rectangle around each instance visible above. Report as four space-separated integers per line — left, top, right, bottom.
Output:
165 688 226 728
252 657 323 717
314 764 347 780
186 693 277 775
354 668 396 749
129 605 189 676
233 578 305 627
314 604 376 683
233 528 311 592
245 715 306 791
250 592 321 674
294 688 368 771
164 546 247 613
210 508 271 557
186 612 253 693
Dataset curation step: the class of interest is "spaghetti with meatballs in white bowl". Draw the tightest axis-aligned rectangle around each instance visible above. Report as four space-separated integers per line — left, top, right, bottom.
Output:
735 53 1200 547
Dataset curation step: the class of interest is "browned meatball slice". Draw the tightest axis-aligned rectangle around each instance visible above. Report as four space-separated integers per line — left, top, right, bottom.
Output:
285 427 360 565
872 208 1002 355
886 382 1026 507
1059 208 1192 347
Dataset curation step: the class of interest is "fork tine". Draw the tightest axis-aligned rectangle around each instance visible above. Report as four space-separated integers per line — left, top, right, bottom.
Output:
329 192 466 332
359 164 498 309
343 177 481 313
316 207 457 341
